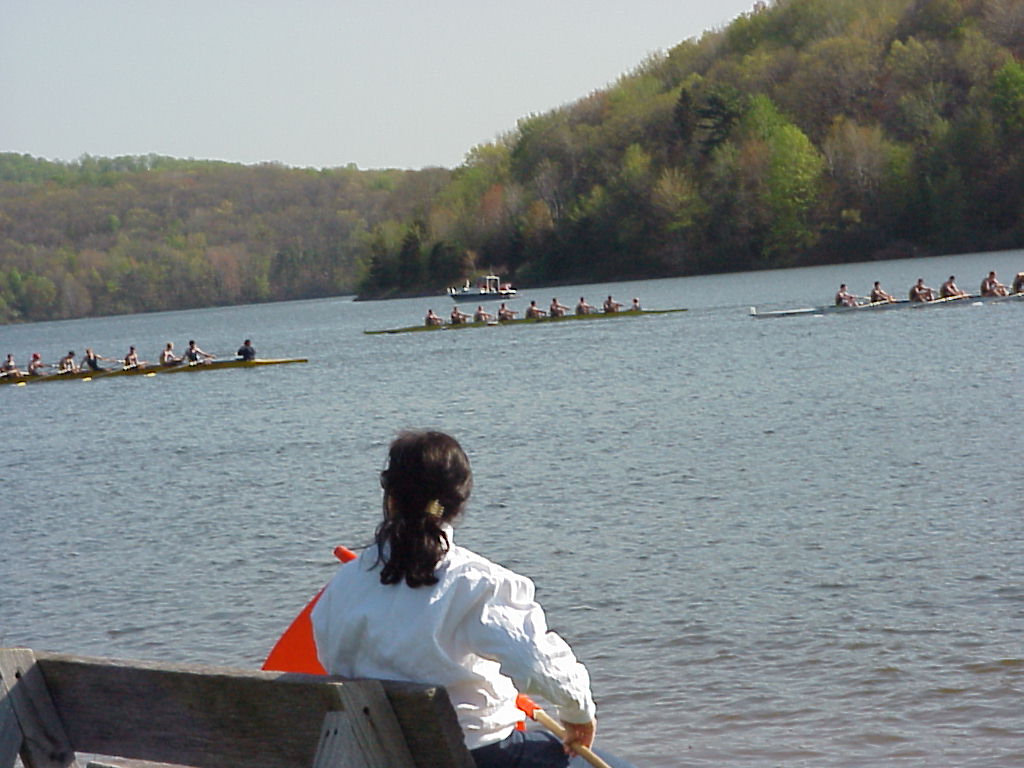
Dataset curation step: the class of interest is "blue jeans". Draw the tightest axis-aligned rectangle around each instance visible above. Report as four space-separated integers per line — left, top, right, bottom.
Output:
470 728 638 768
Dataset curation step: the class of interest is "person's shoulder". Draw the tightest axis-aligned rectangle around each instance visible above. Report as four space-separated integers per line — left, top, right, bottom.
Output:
444 545 535 600
328 546 379 581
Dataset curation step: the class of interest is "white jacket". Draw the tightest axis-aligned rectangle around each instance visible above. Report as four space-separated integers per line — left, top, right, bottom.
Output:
311 527 596 750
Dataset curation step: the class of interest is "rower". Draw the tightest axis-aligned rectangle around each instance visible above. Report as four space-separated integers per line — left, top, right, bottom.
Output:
82 348 115 371
425 309 443 326
869 282 895 303
549 298 569 317
980 271 1009 297
450 306 471 324
630 297 642 311
603 295 623 313
57 350 79 373
1 353 23 378
473 306 494 323
525 300 546 319
497 302 517 321
909 278 935 302
236 339 256 361
160 342 182 366
27 353 48 376
183 340 215 363
575 296 595 315
1013 272 1024 295
123 346 140 368
834 284 859 307
940 275 968 299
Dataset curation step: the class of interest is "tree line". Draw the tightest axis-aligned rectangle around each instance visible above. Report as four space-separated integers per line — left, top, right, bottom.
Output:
0 153 453 322
3 0 1023 323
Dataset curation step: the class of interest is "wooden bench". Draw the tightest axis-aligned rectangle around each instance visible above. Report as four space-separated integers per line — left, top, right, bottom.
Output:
0 648 474 768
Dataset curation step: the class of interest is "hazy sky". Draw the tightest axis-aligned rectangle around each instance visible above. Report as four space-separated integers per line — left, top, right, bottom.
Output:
2 1 754 170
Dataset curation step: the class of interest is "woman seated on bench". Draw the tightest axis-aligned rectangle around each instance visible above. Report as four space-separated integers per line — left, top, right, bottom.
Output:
312 430 636 768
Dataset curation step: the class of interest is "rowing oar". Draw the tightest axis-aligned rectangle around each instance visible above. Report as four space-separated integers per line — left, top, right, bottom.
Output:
516 694 612 768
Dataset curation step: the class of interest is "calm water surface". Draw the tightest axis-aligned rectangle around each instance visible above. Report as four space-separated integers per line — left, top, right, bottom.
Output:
2 251 1023 767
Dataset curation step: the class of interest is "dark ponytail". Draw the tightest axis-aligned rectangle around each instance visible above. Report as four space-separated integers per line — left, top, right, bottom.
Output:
375 431 472 587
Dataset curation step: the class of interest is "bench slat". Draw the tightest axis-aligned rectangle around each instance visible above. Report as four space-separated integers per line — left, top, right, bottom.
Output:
1 672 25 768
314 682 418 768
33 653 416 768
0 648 80 768
379 682 474 768
4 651 474 768
86 760 187 768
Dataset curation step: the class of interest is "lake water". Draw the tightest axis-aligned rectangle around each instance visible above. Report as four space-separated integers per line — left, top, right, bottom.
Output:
2 250 1022 767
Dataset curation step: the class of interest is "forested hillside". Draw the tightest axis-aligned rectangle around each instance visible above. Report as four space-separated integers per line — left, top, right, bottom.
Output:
0 155 449 321
3 0 1024 322
362 0 1024 295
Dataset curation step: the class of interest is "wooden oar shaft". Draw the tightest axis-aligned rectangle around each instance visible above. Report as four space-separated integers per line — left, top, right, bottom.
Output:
526 705 612 768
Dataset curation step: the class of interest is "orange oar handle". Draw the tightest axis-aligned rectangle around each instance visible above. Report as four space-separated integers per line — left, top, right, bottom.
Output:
334 546 357 563
516 693 540 718
514 695 611 768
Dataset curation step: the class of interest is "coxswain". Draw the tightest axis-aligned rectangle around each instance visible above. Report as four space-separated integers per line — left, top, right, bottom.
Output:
160 342 181 366
603 295 623 313
834 284 859 307
473 306 494 323
525 300 547 318
183 340 215 363
450 306 471 325
980 271 1009 297
939 275 968 299
309 432 637 768
425 309 443 327
909 278 935 302
497 303 517 321
549 298 569 317
869 281 896 303
123 346 140 368
81 348 115 372
575 297 596 315
1013 272 1024 295
27 353 48 376
57 350 79 373
1 353 22 378
236 339 256 361
630 297 642 311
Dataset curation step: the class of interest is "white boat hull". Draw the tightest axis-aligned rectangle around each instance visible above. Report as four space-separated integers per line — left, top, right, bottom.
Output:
750 292 1023 318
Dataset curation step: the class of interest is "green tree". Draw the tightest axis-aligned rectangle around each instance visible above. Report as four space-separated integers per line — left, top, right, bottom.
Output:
822 117 891 208
18 274 58 319
991 59 1024 136
396 227 425 290
695 85 745 157
784 36 883 139
426 241 463 288
896 0 964 41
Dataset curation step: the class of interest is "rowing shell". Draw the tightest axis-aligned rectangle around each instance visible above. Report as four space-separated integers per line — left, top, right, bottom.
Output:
365 307 688 335
749 292 1024 318
1 357 307 385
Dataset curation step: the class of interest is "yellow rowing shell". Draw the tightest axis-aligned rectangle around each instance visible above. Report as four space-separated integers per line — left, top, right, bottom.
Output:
1 358 308 386
365 308 688 335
